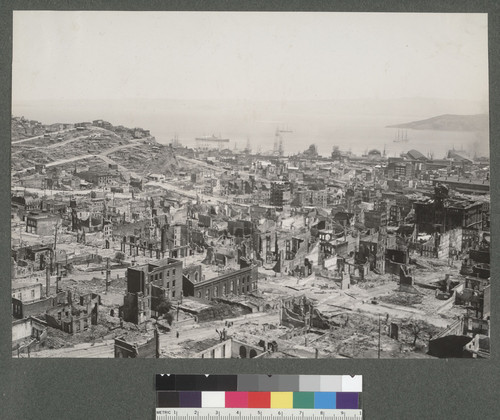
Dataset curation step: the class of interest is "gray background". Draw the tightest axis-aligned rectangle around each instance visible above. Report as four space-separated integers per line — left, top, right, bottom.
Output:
0 1 498 419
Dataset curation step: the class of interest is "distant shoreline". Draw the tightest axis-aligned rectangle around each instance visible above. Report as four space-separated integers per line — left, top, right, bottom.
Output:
387 114 489 132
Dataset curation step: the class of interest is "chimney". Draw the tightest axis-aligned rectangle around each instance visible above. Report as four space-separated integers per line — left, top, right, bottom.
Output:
45 266 50 297
155 327 160 358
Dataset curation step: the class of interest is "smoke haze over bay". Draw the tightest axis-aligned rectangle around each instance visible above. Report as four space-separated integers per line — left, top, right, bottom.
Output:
12 12 489 158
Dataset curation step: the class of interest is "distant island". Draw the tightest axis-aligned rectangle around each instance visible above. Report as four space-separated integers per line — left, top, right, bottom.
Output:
387 114 489 132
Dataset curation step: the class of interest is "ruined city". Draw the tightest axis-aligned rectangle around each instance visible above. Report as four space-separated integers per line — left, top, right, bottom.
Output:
11 115 490 359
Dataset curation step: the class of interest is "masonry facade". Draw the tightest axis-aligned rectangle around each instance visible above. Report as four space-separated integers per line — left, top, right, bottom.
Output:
183 266 258 301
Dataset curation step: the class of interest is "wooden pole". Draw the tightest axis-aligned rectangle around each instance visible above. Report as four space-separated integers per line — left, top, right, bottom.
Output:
105 257 110 293
378 314 381 359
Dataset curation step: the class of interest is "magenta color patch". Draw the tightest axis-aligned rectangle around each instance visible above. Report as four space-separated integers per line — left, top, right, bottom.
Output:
225 392 249 408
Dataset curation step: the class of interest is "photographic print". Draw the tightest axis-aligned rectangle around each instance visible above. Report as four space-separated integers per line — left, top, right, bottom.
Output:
11 11 490 359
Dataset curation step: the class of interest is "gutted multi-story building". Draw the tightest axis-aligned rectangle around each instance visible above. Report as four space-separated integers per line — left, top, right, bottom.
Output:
25 213 60 236
183 265 258 301
127 258 183 300
270 182 291 207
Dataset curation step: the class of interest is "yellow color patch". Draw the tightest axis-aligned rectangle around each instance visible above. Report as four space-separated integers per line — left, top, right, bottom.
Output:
270 392 294 408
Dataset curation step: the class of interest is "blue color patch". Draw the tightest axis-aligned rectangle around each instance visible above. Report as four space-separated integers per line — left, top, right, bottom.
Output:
314 392 336 409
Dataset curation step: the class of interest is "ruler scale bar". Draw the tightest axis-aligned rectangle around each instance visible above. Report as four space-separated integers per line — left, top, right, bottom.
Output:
156 409 363 420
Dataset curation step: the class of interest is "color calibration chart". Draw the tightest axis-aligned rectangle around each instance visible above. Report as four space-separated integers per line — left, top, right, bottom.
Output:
155 375 362 420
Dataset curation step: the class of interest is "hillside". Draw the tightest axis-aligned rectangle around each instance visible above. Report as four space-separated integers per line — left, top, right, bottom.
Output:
11 116 179 176
386 114 489 132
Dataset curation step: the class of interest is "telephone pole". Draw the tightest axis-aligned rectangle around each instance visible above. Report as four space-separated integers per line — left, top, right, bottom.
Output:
51 220 60 274
378 314 381 359
53 220 59 251
105 257 110 293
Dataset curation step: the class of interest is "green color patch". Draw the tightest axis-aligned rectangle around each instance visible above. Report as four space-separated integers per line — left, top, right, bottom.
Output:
293 392 315 408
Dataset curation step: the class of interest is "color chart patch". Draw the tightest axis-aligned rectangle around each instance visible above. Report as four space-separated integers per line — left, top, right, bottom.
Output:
156 375 362 392
158 391 359 409
156 375 362 410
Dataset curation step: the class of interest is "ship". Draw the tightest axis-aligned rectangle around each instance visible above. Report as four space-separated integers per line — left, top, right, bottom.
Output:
393 129 409 143
171 133 182 147
195 134 230 151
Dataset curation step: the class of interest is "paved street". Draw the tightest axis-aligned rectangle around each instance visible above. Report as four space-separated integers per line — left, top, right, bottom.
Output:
27 340 115 358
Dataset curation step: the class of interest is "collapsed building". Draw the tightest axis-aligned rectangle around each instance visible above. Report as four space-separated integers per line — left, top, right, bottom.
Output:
45 292 100 334
114 329 160 358
280 296 330 330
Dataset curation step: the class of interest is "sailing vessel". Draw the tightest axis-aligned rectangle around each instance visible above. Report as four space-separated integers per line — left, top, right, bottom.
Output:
393 129 409 143
171 133 181 147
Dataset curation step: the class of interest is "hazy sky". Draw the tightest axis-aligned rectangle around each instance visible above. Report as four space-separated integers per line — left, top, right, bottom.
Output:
12 11 489 104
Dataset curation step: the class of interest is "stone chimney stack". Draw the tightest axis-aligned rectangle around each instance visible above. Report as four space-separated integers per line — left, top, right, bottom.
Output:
45 266 50 297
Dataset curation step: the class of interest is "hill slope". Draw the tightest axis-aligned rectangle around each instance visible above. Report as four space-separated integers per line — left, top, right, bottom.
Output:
11 117 179 175
387 114 489 132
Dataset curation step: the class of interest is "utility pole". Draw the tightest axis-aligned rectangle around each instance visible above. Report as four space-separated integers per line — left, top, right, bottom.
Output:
53 220 59 252
19 221 23 247
378 314 381 359
105 257 110 293
51 220 60 275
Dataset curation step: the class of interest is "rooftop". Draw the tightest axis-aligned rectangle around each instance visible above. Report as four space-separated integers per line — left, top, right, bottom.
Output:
12 280 43 291
26 213 60 220
130 258 182 273
435 176 489 186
